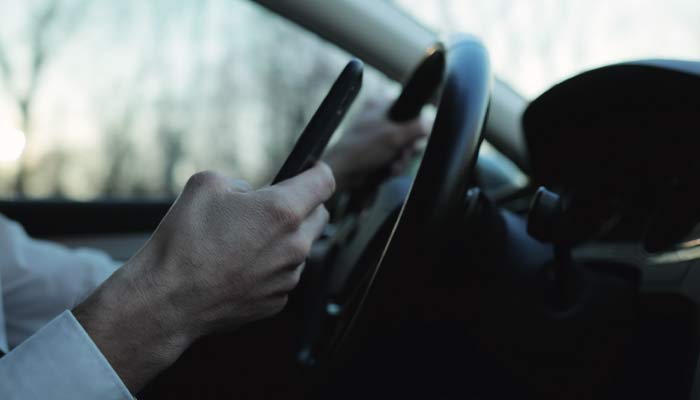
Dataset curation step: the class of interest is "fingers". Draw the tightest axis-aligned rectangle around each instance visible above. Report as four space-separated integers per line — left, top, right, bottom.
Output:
364 92 394 112
278 205 327 272
266 162 336 217
298 205 330 243
271 206 328 293
418 112 434 136
383 117 429 153
391 146 416 176
282 206 328 285
397 117 430 142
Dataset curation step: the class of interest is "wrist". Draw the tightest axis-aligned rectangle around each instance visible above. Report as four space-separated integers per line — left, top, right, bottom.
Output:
73 254 196 392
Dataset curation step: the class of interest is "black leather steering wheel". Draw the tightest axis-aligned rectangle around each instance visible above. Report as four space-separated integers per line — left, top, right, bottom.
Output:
393 37 491 250
321 36 492 361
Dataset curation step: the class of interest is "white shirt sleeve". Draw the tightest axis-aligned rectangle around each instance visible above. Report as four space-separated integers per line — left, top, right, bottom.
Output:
0 213 120 349
0 214 133 398
0 310 133 399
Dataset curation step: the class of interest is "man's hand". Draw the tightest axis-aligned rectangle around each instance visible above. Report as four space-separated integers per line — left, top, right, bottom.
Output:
323 98 430 190
73 163 335 392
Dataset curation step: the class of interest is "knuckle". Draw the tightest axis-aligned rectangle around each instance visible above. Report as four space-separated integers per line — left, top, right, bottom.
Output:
319 206 330 225
288 236 311 265
290 264 304 287
271 296 288 314
277 268 303 295
291 269 303 287
267 192 302 229
186 170 223 192
383 130 403 148
318 163 337 196
283 272 302 293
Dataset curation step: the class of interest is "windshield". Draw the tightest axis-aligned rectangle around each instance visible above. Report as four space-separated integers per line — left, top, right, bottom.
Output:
0 0 391 199
394 0 700 98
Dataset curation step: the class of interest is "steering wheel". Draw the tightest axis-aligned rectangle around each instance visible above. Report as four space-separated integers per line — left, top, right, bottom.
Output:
344 33 491 338
299 36 492 365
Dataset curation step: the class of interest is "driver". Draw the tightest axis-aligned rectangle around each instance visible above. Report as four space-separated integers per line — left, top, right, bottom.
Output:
0 98 428 399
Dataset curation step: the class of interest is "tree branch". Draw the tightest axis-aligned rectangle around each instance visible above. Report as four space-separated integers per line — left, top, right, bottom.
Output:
0 43 12 82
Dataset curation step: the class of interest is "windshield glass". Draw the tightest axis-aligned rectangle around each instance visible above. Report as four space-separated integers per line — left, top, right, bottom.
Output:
394 0 700 98
0 0 391 199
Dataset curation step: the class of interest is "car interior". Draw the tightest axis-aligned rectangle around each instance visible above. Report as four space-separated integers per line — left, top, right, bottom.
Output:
1 0 699 399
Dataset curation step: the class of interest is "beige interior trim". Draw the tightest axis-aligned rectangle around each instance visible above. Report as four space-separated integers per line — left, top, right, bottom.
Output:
255 0 436 82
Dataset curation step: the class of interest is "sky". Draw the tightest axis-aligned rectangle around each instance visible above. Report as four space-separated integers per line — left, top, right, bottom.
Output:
395 0 700 97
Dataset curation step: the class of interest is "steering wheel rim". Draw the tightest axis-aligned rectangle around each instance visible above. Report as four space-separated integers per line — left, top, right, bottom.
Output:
334 35 492 354
399 37 491 246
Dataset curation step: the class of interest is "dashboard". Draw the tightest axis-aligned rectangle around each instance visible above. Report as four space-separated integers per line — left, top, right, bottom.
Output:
523 60 700 251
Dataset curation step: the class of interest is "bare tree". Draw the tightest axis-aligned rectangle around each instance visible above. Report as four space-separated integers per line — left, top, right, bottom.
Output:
98 88 140 197
94 0 209 197
158 0 208 195
0 0 89 196
255 18 342 183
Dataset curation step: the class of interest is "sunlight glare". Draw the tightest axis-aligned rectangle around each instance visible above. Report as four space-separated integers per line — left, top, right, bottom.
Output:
0 129 26 163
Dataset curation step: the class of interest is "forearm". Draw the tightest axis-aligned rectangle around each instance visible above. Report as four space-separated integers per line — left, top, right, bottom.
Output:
73 254 196 393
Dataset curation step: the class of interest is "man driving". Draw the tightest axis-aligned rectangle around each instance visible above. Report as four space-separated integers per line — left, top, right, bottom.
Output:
0 99 428 399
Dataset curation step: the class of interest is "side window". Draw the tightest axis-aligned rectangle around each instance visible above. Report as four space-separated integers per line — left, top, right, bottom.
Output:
0 0 393 200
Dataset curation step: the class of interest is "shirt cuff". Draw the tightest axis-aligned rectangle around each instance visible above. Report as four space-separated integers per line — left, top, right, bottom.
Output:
0 310 133 400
